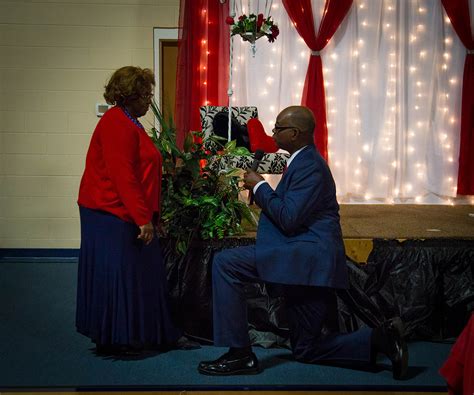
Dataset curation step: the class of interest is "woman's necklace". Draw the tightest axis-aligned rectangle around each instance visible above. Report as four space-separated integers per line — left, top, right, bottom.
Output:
120 106 144 129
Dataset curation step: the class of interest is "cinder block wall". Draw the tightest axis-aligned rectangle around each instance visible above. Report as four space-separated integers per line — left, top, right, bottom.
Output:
0 0 179 248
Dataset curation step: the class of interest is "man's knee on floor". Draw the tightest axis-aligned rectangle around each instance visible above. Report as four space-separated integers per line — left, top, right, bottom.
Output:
291 343 314 363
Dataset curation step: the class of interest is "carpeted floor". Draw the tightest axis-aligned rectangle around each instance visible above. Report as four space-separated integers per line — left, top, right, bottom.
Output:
0 260 451 391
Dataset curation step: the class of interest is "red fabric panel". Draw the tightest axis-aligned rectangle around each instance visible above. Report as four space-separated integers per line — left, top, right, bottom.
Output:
301 54 327 160
282 0 318 49
457 55 474 195
282 0 352 161
175 0 229 148
442 0 474 195
247 118 278 153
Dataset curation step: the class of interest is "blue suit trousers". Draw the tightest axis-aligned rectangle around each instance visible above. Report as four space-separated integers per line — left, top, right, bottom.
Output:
212 245 373 363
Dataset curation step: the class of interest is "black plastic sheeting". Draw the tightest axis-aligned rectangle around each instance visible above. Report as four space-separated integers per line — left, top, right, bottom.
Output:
338 239 474 340
163 238 474 346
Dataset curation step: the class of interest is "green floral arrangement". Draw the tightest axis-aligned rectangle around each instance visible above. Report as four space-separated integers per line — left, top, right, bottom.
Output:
149 102 256 255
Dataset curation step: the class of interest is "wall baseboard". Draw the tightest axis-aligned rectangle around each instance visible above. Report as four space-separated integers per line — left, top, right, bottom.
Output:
0 249 79 263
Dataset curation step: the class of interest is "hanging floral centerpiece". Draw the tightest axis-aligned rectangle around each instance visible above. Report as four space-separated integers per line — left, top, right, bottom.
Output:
226 13 279 55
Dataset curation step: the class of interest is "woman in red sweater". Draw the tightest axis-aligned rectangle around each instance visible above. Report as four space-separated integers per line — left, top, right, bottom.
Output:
77 66 194 355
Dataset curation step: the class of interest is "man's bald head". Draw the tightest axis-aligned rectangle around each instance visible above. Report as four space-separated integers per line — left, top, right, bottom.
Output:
277 106 315 136
272 106 316 154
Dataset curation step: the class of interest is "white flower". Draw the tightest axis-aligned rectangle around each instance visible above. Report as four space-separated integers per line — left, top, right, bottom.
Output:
261 22 272 34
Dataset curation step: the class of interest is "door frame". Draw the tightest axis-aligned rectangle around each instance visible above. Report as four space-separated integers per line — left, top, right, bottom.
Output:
153 27 179 121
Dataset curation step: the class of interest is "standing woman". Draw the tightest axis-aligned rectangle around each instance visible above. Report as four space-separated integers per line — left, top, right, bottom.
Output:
77 66 184 355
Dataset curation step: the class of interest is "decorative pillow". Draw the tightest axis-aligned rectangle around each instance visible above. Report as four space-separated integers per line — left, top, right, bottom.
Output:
212 111 250 150
247 118 278 153
200 106 258 153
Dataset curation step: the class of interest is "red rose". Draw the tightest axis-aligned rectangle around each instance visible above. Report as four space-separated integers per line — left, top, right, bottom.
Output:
271 24 279 37
238 14 246 21
268 25 279 42
225 16 234 25
257 13 264 29
193 135 203 145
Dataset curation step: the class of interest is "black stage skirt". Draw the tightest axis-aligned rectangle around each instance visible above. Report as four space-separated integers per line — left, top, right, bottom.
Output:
76 206 182 347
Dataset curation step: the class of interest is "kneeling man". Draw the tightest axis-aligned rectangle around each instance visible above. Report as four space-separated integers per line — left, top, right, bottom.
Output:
198 106 408 380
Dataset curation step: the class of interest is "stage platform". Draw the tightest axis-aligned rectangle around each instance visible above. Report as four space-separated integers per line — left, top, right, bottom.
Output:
242 204 474 263
339 204 474 239
340 204 474 263
241 204 474 239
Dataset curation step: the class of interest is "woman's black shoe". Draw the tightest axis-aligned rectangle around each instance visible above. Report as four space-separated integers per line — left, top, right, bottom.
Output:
95 344 143 356
172 335 201 350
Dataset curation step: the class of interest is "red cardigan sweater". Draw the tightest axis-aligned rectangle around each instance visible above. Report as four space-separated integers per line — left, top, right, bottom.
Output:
78 106 162 226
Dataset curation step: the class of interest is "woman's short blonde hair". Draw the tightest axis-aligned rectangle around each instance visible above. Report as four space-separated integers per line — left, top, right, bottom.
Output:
103 66 155 105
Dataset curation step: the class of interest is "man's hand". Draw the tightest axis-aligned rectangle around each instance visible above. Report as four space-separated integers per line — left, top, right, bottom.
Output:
243 169 265 190
138 222 154 245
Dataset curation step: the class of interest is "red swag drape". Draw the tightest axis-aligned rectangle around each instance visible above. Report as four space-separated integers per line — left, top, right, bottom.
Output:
282 0 352 161
175 0 229 148
441 0 474 195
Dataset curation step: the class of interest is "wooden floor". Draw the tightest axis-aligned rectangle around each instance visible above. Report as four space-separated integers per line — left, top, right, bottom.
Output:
339 204 474 239
243 204 474 264
245 204 474 240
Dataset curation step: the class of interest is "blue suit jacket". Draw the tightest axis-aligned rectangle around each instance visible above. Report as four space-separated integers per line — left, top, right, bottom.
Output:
254 145 348 289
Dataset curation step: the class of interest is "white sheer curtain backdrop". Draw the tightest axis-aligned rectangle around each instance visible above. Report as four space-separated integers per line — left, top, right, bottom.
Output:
231 0 469 203
230 0 310 131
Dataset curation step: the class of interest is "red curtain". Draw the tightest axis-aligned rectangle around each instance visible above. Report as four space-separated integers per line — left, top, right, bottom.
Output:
441 0 474 195
175 0 229 148
282 0 352 161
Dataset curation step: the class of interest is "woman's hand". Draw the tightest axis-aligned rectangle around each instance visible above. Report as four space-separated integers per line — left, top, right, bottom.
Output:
138 222 154 245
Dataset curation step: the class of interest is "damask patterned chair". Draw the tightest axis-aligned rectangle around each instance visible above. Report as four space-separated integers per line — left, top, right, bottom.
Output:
200 106 289 174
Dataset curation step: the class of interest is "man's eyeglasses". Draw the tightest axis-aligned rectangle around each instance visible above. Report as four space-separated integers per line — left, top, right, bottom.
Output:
272 125 293 135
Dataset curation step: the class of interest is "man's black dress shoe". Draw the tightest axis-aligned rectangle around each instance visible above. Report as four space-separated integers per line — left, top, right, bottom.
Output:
377 317 409 380
198 351 260 375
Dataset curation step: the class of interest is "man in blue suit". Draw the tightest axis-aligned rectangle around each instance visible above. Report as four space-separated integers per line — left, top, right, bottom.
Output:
198 106 408 379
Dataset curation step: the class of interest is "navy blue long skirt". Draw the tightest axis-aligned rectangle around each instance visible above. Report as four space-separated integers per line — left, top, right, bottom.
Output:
76 206 182 347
